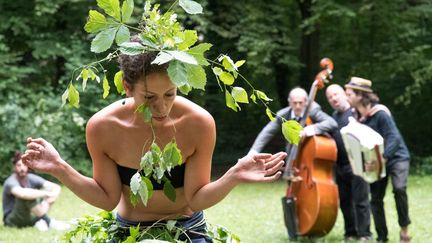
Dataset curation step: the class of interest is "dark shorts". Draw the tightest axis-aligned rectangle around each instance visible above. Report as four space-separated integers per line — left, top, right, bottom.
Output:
113 211 213 243
4 198 40 227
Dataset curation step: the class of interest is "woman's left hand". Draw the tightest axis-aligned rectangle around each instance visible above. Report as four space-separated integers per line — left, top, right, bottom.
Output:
233 152 286 183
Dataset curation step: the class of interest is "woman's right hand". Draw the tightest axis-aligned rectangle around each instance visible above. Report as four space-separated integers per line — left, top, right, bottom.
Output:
233 151 286 183
22 137 64 175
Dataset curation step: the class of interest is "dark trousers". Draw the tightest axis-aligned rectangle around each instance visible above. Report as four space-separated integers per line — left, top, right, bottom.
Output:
336 164 371 238
370 161 411 242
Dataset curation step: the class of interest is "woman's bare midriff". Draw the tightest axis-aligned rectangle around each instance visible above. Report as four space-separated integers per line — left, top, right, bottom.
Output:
116 186 194 221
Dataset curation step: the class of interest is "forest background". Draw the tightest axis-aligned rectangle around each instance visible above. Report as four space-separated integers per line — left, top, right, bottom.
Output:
1 0 432 182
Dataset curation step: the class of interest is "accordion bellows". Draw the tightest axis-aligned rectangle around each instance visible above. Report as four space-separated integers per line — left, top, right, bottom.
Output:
340 117 386 183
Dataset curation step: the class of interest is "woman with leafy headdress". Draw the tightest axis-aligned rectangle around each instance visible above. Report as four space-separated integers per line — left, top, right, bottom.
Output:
22 50 286 242
20 1 293 241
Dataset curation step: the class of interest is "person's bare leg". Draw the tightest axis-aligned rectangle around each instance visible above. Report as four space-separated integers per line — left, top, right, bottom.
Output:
30 200 50 217
400 227 411 243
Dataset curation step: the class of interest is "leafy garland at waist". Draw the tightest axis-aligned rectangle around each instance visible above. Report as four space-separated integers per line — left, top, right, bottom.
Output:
62 0 302 206
62 210 241 242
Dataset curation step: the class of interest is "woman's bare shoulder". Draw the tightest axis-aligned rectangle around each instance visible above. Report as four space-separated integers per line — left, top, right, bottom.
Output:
86 99 126 134
175 96 215 130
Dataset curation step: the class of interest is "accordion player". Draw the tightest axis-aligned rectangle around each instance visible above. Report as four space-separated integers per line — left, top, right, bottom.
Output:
340 117 386 183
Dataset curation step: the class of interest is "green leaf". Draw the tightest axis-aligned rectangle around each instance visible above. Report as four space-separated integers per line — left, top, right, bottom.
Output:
97 0 121 21
163 140 183 168
178 30 198 50
231 87 248 103
129 224 140 238
138 177 150 206
68 83 80 108
166 220 176 231
140 150 154 176
178 84 192 95
114 70 125 94
123 235 135 243
282 120 303 145
91 27 117 53
121 0 134 23
225 89 238 112
150 143 162 161
89 69 99 82
61 88 68 107
80 69 89 91
163 181 176 202
235 60 246 68
167 60 188 87
266 108 275 121
166 50 197 65
255 90 273 102
130 193 138 207
138 35 158 49
98 210 114 220
187 43 212 66
130 172 141 195
119 41 146 55
212 67 223 75
115 25 130 45
144 1 151 14
154 167 164 181
219 55 236 71
136 104 152 123
143 105 152 122
219 72 234 85
84 10 110 33
102 75 110 98
179 0 203 14
151 51 174 65
141 176 153 203
250 93 257 104
185 64 206 90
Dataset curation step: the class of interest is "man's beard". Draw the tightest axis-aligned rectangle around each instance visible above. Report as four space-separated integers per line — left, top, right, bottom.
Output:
16 170 27 178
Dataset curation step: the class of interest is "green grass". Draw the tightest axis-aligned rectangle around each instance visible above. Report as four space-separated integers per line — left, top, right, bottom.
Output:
1 175 430 243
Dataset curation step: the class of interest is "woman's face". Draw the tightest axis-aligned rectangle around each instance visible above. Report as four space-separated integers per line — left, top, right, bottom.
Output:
132 72 177 123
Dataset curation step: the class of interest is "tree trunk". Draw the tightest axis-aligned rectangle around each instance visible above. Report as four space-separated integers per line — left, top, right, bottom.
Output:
274 62 290 107
297 0 320 89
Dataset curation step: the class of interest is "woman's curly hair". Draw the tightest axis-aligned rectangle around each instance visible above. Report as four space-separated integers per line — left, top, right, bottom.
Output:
118 38 169 89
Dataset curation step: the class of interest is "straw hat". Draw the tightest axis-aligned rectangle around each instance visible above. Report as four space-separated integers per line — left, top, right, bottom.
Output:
345 77 373 93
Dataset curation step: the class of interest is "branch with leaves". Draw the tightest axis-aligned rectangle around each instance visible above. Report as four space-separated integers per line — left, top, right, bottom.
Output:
62 0 301 206
62 210 241 243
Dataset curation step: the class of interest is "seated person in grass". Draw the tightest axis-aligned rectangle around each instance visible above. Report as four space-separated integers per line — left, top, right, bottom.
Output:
2 151 70 231
22 51 287 242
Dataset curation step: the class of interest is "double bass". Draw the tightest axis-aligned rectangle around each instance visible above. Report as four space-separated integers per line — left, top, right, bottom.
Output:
281 58 339 239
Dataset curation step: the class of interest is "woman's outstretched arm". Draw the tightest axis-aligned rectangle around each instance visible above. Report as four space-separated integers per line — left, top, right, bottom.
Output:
22 118 123 211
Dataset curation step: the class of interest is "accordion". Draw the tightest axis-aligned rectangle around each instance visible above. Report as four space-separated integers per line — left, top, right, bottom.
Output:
340 117 386 183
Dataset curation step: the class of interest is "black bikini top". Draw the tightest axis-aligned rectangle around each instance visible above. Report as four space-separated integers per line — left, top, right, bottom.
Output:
117 163 185 190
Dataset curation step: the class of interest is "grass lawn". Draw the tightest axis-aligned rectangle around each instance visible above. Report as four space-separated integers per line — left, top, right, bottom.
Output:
0 175 430 243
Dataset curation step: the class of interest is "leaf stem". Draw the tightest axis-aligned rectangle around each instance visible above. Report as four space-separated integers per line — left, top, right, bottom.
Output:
167 0 179 13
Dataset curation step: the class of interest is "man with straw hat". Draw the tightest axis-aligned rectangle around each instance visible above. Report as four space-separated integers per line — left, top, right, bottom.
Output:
345 77 411 243
326 84 372 242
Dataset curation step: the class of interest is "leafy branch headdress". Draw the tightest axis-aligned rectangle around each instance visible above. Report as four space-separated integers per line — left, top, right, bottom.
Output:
62 0 302 206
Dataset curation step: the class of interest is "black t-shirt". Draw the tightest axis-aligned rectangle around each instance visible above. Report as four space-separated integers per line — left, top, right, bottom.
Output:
331 108 354 167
